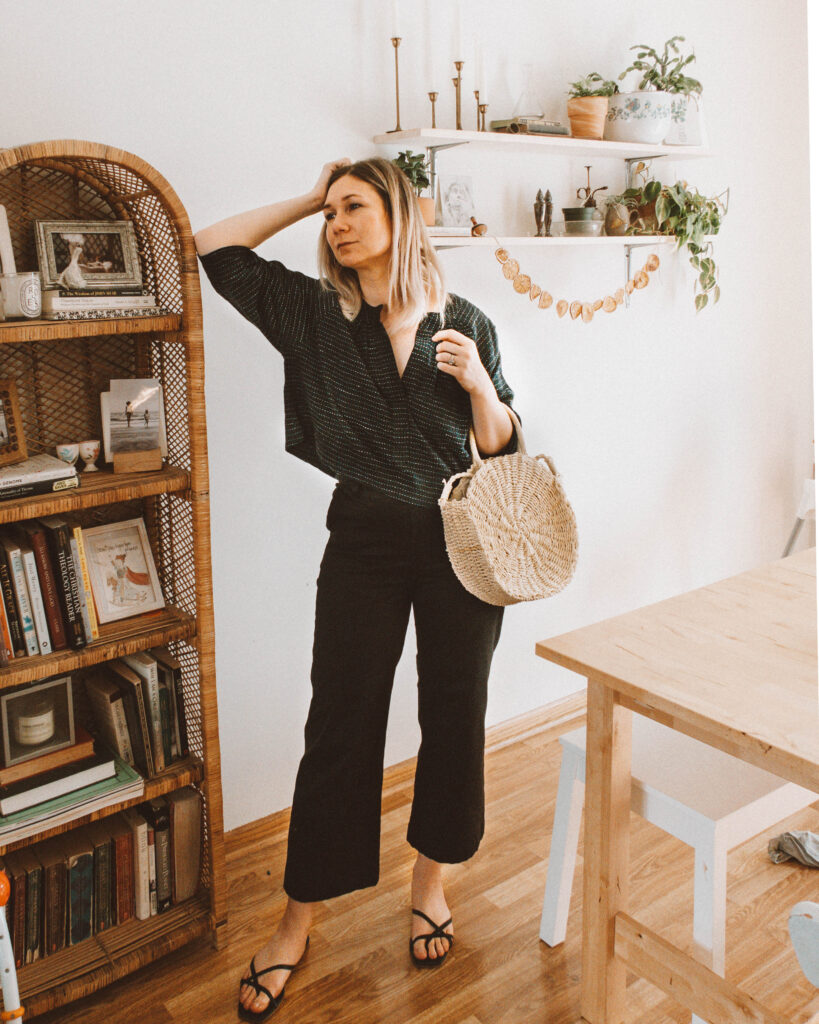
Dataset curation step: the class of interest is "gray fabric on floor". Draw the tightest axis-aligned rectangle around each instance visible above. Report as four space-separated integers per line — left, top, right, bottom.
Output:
768 831 819 866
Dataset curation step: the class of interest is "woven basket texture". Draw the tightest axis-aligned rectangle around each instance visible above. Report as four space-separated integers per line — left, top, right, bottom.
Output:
439 448 578 606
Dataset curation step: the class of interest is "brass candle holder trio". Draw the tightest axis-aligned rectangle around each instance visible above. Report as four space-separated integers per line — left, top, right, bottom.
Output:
388 40 488 133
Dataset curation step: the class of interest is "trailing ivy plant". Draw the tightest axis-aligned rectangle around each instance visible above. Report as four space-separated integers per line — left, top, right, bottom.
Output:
619 35 703 96
612 179 728 310
567 72 619 98
392 150 431 196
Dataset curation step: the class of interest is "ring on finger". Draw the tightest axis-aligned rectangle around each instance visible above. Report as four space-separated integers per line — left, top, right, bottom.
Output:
448 354 456 366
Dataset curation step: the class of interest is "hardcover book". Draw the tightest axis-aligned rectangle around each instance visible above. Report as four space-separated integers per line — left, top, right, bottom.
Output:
37 516 86 650
122 807 150 920
105 659 156 777
139 797 171 912
84 671 135 766
0 534 39 656
109 813 135 925
60 829 94 945
0 557 25 657
0 725 95 788
0 851 25 967
121 652 164 772
0 477 79 502
16 845 42 963
84 819 113 933
36 835 67 956
150 646 188 758
167 787 202 904
16 539 51 656
0 753 116 816
0 453 77 488
22 523 69 651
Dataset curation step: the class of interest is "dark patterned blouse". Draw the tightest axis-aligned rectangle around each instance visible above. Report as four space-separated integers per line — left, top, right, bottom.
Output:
198 245 515 507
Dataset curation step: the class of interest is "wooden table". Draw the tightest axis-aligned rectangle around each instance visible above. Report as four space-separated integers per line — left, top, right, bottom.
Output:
536 548 819 1024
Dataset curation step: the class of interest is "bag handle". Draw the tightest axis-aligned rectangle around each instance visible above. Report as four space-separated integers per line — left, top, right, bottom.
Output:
468 406 526 466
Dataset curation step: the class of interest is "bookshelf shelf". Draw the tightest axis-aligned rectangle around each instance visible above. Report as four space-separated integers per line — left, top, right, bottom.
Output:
0 465 190 524
16 891 210 1017
0 314 182 345
0 139 225 1015
0 605 196 689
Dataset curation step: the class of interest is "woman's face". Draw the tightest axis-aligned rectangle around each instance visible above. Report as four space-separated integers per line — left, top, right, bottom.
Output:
323 176 392 273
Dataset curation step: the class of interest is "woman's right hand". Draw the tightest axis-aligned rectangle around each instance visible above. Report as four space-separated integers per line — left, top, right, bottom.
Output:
310 159 352 209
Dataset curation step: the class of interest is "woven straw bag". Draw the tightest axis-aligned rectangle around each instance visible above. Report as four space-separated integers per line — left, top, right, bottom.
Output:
438 410 578 606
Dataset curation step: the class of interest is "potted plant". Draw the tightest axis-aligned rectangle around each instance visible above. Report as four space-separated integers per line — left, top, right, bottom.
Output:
606 35 696 144
609 177 728 310
566 73 619 140
392 150 434 226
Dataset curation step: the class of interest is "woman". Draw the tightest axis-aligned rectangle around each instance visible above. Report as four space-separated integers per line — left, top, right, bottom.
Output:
195 157 516 1021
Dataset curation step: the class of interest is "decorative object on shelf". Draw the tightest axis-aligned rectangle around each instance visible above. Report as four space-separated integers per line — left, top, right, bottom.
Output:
489 117 568 136
437 174 475 228
106 378 165 472
391 150 434 226
0 206 15 276
603 196 631 236
544 190 553 238
428 90 438 128
35 220 142 292
78 440 100 473
567 73 619 140
387 35 403 132
0 380 26 468
611 177 727 309
470 217 487 236
576 165 608 208
478 102 488 131
617 35 703 146
55 443 80 467
493 243 659 323
474 88 481 130
513 62 544 119
1 676 75 767
82 517 164 624
0 272 41 320
452 60 465 130
534 190 545 236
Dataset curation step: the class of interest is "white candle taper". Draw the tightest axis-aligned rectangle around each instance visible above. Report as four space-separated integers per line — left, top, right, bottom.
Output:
0 207 16 276
392 0 401 37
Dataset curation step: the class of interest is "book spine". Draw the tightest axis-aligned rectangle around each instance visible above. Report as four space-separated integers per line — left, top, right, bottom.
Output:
20 548 51 655
132 823 150 920
0 560 24 657
0 589 13 663
24 866 40 963
111 697 135 766
49 287 148 298
0 477 78 501
69 537 93 644
11 868 24 967
114 832 134 925
26 528 68 651
42 523 86 650
94 840 111 933
159 685 172 766
152 812 172 913
0 465 76 488
42 293 157 311
45 861 67 955
44 307 164 322
116 670 155 778
125 657 164 773
72 526 99 640
67 852 93 945
6 545 38 656
147 826 157 915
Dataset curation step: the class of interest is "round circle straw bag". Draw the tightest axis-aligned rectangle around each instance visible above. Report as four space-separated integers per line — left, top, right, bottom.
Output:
438 410 578 606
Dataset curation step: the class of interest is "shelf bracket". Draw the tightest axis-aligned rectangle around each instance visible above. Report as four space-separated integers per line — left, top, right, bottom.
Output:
426 142 469 197
623 154 668 191
623 240 662 307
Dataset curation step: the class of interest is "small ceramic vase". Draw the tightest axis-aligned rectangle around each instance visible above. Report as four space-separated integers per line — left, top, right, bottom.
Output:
78 439 100 472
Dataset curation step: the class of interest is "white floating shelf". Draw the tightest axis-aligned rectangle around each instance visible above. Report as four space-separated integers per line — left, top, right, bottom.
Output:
373 128 710 161
428 234 687 249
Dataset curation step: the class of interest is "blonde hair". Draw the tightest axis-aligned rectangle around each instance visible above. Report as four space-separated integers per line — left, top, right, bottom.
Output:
317 157 447 331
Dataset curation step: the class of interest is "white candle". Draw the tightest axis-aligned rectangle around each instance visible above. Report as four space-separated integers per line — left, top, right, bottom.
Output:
480 47 488 104
423 0 433 87
454 0 463 60
0 206 15 277
392 0 400 37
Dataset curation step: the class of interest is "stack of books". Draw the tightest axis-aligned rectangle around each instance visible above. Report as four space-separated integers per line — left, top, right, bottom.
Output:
84 648 190 779
0 454 78 502
490 117 570 135
0 515 101 665
0 788 201 965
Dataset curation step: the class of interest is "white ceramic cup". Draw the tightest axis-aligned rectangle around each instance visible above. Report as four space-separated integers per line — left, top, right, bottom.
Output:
55 443 79 466
0 272 42 319
78 439 100 472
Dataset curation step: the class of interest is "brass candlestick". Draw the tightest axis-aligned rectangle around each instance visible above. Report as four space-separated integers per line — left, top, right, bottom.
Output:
474 90 481 130
428 91 438 128
479 103 488 132
452 61 464 130
388 37 402 132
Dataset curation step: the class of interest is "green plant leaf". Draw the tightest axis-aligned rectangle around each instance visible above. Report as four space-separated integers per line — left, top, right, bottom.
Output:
695 293 708 312
714 285 721 303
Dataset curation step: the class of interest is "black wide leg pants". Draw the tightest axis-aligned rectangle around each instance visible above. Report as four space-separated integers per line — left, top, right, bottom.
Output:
283 480 505 902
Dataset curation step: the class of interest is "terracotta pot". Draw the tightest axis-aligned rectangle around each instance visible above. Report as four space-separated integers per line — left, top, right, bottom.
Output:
566 96 609 140
417 196 435 226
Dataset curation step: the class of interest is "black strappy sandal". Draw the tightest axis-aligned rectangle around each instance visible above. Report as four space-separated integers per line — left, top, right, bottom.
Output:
409 908 454 968
237 936 309 1022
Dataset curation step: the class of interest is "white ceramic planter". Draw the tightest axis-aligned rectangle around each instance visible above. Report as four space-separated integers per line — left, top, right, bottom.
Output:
605 91 672 145
664 95 707 146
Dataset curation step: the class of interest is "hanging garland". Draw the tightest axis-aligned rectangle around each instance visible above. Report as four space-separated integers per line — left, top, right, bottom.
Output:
493 246 661 323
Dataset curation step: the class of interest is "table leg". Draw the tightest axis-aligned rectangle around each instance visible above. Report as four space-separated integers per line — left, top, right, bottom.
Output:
581 679 632 1024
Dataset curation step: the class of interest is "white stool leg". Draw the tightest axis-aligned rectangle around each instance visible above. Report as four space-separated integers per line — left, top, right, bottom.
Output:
691 832 728 1024
540 745 585 946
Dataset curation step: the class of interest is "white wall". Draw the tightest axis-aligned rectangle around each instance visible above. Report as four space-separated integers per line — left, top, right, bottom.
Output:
1 0 813 831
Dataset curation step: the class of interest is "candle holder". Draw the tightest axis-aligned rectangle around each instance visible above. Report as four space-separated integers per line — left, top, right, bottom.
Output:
479 103 488 132
452 61 464 131
474 90 481 130
388 37 403 133
428 91 438 128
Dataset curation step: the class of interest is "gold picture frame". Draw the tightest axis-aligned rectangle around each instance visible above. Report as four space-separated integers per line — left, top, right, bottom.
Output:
0 379 27 467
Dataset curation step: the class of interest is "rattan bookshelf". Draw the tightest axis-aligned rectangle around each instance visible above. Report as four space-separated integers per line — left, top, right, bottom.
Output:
0 140 226 1017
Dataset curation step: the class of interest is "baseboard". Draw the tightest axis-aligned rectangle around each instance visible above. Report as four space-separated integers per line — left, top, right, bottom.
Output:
225 688 587 855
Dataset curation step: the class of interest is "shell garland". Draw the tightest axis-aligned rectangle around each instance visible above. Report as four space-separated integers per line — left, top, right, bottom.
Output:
495 248 660 323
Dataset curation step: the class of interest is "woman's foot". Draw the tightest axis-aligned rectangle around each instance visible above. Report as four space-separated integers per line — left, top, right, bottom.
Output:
410 854 454 963
239 899 313 1016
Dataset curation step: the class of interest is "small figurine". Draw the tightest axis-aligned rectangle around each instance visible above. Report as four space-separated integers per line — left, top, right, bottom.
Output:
544 190 553 237
534 189 545 237
470 216 487 236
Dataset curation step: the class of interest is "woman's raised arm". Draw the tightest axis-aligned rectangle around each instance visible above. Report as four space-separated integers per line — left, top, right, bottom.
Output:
194 159 351 255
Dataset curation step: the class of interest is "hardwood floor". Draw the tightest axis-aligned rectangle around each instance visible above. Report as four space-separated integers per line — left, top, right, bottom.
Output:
38 702 819 1024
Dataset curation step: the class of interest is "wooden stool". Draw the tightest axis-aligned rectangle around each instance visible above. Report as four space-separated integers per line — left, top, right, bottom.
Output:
540 717 817 1022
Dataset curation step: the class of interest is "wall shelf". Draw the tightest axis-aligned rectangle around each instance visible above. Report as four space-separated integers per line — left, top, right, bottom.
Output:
428 234 689 250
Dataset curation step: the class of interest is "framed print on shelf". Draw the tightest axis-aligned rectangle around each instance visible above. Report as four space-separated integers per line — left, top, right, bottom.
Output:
0 379 27 467
436 174 476 228
82 517 164 624
34 220 143 292
1 676 75 768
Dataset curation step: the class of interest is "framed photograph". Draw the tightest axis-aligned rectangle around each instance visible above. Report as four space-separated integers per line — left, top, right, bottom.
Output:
34 220 143 292
1 676 75 768
0 379 27 467
436 174 476 228
104 379 166 459
82 517 165 624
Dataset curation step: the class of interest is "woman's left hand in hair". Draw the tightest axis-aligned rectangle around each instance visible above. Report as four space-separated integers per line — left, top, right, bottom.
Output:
433 329 493 397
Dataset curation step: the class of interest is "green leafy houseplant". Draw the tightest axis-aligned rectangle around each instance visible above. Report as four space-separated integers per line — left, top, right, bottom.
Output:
613 178 728 310
567 72 619 98
392 150 431 195
619 35 702 96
